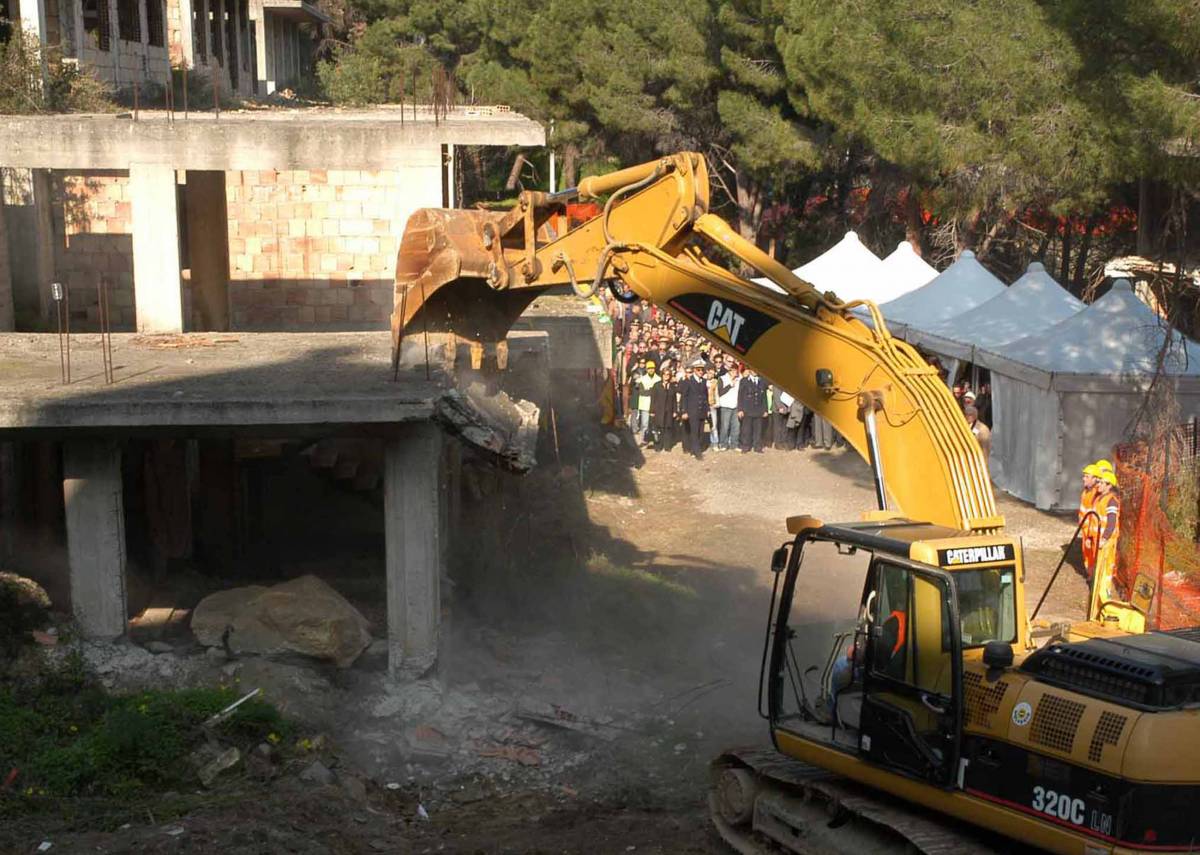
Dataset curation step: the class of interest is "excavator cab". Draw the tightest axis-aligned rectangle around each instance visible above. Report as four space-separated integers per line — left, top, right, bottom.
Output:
762 518 1024 792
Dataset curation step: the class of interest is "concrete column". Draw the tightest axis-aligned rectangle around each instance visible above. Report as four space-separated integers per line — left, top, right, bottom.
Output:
31 168 56 328
0 172 14 332
175 0 193 67
251 1 265 95
183 170 230 330
130 163 184 333
63 440 128 639
226 0 239 89
17 0 48 43
383 422 443 679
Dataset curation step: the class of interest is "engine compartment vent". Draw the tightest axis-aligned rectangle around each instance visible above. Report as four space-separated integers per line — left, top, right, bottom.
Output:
1088 711 1127 763
1021 632 1200 710
1029 694 1086 754
963 671 1009 730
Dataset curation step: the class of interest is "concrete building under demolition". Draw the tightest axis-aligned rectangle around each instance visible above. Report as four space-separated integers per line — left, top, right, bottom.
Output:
2 0 325 97
0 107 611 680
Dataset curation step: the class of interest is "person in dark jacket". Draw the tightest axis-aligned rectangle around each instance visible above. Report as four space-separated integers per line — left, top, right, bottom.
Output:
648 360 677 451
678 358 710 459
737 369 770 453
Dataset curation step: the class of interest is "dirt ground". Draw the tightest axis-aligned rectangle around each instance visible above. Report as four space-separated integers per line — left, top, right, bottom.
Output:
4 417 1089 855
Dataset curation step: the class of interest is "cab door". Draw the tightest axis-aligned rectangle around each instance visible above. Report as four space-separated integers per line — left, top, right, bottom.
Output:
859 558 963 788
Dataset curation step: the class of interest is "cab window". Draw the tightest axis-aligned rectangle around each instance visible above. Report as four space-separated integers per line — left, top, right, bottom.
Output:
956 567 1016 647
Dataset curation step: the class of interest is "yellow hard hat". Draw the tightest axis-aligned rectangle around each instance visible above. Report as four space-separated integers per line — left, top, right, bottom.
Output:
1097 468 1119 486
1083 464 1100 477
645 360 656 368
1094 458 1114 473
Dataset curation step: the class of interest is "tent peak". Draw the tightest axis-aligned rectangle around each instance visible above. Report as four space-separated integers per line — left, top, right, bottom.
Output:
1026 261 1046 274
960 250 977 260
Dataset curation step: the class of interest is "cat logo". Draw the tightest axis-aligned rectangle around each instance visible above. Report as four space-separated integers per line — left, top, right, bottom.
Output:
666 293 779 355
706 300 746 347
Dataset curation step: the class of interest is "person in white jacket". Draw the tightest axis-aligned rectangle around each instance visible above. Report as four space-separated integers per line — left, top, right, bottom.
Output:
716 356 742 451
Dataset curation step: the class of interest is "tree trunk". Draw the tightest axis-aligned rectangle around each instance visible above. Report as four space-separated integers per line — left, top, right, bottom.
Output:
735 175 763 245
1035 229 1052 263
1059 219 1073 286
504 154 527 191
1072 215 1097 297
561 143 580 190
903 186 925 256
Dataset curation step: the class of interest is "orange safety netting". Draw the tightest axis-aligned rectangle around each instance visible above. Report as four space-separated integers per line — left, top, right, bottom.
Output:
1114 424 1200 630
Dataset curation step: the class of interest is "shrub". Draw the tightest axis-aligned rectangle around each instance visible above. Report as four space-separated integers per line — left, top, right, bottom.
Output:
0 659 291 798
0 27 114 114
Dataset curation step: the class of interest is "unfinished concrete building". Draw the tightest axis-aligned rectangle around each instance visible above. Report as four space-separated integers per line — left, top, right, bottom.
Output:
0 108 553 678
4 0 322 96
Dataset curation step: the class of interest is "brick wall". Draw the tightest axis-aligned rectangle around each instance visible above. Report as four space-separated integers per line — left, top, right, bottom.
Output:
54 172 138 331
14 151 442 333
225 167 432 330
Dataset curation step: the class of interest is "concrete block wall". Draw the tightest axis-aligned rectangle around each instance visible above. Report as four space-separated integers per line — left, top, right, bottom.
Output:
225 160 441 330
54 172 138 331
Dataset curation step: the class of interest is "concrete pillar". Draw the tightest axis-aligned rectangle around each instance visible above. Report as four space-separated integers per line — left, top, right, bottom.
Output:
130 163 184 333
183 170 230 330
251 2 265 95
0 171 14 332
174 0 194 67
17 0 48 44
383 422 443 679
63 440 127 639
31 168 56 328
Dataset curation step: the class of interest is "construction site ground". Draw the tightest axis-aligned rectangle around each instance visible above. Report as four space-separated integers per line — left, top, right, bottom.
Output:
3 415 1083 854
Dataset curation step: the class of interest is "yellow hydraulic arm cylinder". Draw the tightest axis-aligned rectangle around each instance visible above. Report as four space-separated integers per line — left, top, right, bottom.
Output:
390 153 1002 533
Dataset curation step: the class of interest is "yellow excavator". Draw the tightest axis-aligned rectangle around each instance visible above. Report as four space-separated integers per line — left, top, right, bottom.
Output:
390 152 1200 855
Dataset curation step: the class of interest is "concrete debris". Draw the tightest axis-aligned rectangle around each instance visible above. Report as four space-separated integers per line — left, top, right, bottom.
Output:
60 641 201 691
31 630 58 647
604 433 621 447
370 679 443 721
191 575 372 667
515 702 623 742
195 746 241 788
474 744 541 767
299 760 335 787
433 383 539 473
145 641 174 654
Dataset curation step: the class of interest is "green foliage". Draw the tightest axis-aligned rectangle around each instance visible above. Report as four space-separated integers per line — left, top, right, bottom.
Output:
317 19 442 105
315 0 1200 258
0 28 114 114
0 660 290 799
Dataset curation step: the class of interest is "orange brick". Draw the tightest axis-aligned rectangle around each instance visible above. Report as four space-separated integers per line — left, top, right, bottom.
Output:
243 171 259 186
320 254 338 273
309 169 327 183
284 253 305 273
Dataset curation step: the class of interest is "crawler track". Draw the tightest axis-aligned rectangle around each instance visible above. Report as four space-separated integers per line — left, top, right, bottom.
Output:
710 748 1013 854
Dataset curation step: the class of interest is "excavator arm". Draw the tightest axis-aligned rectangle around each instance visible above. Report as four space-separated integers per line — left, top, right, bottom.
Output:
390 153 1001 532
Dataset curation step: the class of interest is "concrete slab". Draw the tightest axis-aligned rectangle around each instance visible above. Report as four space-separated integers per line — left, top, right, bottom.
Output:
0 332 442 434
0 107 545 171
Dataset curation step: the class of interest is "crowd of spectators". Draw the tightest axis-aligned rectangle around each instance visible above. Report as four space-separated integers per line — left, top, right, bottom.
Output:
608 300 844 460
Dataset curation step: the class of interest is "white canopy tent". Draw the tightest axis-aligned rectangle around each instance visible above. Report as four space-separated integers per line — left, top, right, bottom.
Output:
976 280 1200 509
879 250 1006 332
905 262 1085 376
794 231 898 303
879 241 938 296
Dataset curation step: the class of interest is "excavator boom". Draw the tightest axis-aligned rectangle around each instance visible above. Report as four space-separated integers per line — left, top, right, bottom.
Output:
390 152 1000 532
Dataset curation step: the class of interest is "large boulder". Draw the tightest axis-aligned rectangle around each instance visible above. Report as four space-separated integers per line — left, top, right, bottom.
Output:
191 575 372 667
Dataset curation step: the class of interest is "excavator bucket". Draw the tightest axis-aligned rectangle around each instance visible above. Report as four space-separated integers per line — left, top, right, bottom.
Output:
389 208 546 370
